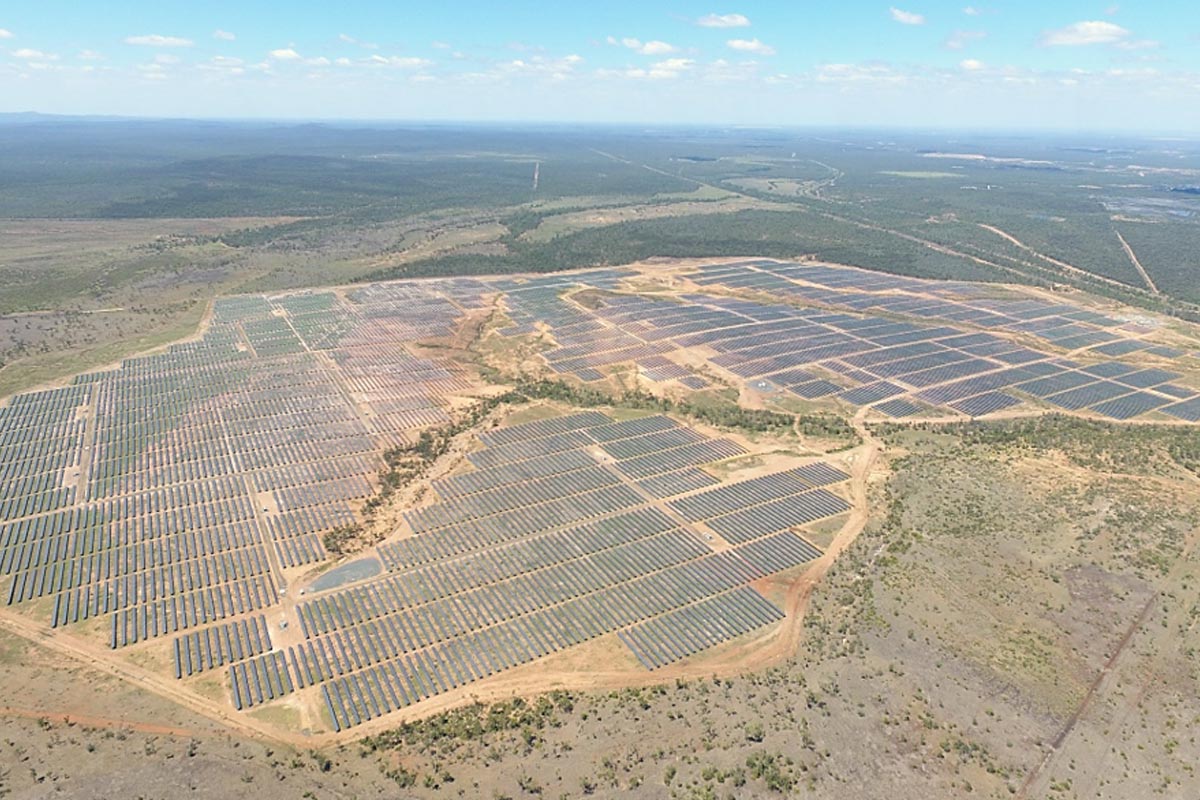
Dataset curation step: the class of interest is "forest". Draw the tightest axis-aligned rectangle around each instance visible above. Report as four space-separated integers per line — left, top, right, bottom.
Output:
4 115 1200 395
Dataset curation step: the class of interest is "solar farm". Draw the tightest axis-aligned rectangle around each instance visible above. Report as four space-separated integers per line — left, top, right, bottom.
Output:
500 260 1200 423
2 257 1200 738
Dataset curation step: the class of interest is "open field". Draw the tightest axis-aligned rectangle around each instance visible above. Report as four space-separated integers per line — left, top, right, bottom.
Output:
517 196 767 243
877 171 961 179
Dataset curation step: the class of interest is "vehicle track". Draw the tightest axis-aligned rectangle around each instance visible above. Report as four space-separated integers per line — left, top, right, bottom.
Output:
1016 593 1158 799
1115 228 1160 294
0 705 202 738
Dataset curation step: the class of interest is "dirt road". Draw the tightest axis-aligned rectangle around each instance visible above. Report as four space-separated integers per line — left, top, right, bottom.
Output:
977 223 1146 295
1115 228 1160 294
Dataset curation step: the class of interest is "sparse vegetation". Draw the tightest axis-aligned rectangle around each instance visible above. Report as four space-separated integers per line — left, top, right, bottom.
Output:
5 119 1200 800
514 377 859 444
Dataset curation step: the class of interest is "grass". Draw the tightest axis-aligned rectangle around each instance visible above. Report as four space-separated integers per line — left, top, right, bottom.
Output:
495 403 564 427
519 197 763 243
0 302 207 397
607 406 659 422
0 629 30 665
190 676 227 702
804 515 847 549
249 704 302 729
878 171 961 179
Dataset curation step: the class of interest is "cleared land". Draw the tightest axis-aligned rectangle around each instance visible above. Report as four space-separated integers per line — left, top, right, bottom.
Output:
3 411 1199 799
3 257 1200 756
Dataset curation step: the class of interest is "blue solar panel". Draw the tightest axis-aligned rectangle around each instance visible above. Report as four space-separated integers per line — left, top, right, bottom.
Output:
1016 372 1096 398
1043 381 1130 411
789 380 842 399
1163 397 1200 421
838 382 904 405
951 392 1022 417
992 348 1046 365
1092 340 1150 357
1078 362 1138 379
1089 392 1170 420
874 399 923 418
1117 368 1179 389
1156 383 1196 400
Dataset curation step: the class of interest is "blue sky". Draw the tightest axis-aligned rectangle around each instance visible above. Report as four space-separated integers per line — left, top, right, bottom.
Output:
2 2 1198 130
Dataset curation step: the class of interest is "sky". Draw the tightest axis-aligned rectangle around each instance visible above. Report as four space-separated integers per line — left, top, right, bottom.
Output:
1 1 1199 131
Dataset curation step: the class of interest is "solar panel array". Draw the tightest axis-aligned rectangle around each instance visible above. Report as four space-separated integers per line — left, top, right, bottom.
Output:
618 586 787 670
275 411 846 729
681 261 1200 419
1 258 1197 734
486 260 1198 423
0 282 487 655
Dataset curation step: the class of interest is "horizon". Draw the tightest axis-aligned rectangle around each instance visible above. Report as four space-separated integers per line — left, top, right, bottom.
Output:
2 1 1198 132
2 111 1199 140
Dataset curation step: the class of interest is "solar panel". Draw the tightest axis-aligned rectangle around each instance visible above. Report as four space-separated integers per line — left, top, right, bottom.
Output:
1043 381 1131 411
1089 392 1170 420
874 398 923 418
951 392 1022 418
1160 397 1200 422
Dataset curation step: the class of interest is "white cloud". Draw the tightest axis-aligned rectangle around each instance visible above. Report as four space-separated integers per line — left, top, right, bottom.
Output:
727 38 775 56
815 62 908 85
647 60 691 79
960 58 985 70
306 56 331 66
697 13 751 28
154 53 180 65
595 55 693 81
0 28 13 39
608 36 679 55
269 48 302 61
639 40 677 55
339 33 378 49
431 41 451 49
124 34 193 47
652 58 694 71
963 5 983 15
890 7 926 25
367 54 433 68
945 30 985 50
1115 38 1159 51
12 48 57 61
196 55 247 77
77 50 104 60
1040 21 1129 46
596 67 644 80
213 29 236 41
1105 4 1119 14
491 53 583 82
702 58 761 83
136 63 167 79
